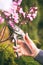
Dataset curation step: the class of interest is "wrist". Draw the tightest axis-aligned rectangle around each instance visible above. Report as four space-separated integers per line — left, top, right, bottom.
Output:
33 49 40 58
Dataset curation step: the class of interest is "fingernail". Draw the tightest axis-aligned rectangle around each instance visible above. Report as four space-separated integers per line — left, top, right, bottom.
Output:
26 33 28 36
13 46 15 48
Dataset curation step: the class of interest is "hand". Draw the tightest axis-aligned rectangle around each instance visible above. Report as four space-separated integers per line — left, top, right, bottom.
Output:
13 33 40 58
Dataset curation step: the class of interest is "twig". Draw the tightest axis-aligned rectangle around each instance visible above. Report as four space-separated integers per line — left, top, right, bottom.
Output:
0 26 6 41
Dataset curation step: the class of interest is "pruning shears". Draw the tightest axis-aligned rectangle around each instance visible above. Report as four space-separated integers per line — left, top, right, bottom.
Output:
8 21 32 58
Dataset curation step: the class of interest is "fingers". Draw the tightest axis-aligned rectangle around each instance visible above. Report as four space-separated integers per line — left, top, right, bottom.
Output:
13 45 23 57
13 45 21 54
13 48 21 53
15 53 23 57
23 33 37 53
23 33 33 50
13 45 20 50
24 33 36 47
23 33 32 44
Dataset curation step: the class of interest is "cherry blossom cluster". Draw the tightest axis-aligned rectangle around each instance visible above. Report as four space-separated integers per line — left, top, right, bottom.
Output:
27 6 38 21
0 0 38 25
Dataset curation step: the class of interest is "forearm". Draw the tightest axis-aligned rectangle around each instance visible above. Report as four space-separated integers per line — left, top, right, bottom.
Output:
34 50 43 64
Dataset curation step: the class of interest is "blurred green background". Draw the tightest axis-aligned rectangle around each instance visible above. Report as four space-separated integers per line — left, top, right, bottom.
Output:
0 0 43 65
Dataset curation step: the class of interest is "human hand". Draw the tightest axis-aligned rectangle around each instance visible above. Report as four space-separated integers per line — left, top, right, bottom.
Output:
13 33 40 58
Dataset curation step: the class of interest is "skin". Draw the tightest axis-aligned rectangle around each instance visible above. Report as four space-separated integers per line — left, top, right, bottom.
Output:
13 33 40 58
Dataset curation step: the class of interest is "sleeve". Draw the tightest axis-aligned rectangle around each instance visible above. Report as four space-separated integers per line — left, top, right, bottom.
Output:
34 50 43 64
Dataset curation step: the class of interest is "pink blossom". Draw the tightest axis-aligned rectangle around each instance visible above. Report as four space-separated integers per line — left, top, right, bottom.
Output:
17 0 22 5
30 7 38 19
13 1 17 5
14 0 22 5
11 2 17 12
30 7 38 13
32 12 37 19
13 13 19 23
18 7 25 18
22 12 25 18
4 11 11 17
27 14 33 21
0 0 38 25
19 7 23 13
26 6 38 21
10 6 17 14
34 7 38 10
0 16 4 24
30 7 34 13
8 20 14 28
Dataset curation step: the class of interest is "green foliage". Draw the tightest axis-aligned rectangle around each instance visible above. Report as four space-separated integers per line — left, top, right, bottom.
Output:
0 43 41 65
0 43 15 65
